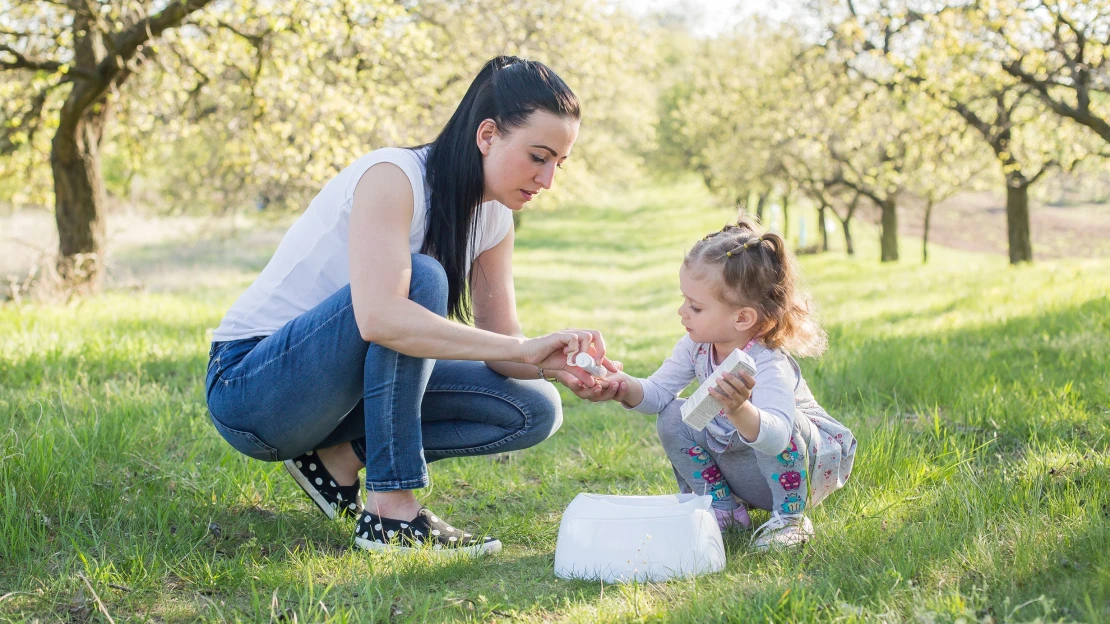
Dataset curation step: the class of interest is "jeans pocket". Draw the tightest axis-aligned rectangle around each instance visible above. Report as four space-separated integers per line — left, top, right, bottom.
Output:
209 415 279 461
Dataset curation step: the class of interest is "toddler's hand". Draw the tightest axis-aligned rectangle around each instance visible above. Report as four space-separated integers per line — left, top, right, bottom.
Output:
549 368 626 403
603 371 634 404
707 371 756 419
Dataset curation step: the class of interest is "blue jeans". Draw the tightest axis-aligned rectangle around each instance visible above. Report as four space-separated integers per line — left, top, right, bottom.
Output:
205 254 563 492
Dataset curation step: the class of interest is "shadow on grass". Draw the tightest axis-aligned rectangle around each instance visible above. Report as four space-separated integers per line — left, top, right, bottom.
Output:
813 296 1110 442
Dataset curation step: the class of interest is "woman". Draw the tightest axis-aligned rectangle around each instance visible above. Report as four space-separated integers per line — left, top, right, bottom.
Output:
206 57 623 555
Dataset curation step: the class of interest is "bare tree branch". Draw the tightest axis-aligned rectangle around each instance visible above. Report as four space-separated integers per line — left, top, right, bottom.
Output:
1003 59 1110 143
103 0 218 78
994 2 1110 144
0 83 61 155
0 43 93 78
217 20 268 48
1026 159 1057 187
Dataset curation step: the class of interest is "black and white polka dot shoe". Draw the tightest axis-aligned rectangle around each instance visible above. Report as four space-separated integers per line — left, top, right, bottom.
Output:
283 451 363 520
352 508 502 555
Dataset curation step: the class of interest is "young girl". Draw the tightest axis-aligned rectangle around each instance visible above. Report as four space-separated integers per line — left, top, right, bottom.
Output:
606 219 856 549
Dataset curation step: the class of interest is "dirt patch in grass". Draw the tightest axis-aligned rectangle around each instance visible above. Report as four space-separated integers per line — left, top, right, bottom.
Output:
0 207 291 296
899 191 1110 259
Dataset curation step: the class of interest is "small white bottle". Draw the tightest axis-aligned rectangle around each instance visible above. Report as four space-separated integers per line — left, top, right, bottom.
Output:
569 352 608 378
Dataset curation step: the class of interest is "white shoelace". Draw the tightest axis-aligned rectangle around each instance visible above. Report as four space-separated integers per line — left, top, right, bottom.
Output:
750 513 803 543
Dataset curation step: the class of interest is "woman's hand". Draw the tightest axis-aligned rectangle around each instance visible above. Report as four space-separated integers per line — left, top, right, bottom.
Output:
520 329 620 387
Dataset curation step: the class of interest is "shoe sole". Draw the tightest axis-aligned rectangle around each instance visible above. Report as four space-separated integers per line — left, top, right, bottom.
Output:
284 459 338 520
751 536 810 551
353 537 502 556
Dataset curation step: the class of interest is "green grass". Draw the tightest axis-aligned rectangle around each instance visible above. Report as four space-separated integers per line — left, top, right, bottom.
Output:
2 179 1109 622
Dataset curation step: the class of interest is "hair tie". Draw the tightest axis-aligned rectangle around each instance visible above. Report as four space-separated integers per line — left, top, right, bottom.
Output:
723 234 765 259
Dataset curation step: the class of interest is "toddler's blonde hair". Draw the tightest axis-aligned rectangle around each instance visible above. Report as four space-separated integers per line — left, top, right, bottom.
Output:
685 217 827 357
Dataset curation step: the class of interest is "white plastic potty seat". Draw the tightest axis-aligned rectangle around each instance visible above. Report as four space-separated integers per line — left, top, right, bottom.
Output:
554 493 725 583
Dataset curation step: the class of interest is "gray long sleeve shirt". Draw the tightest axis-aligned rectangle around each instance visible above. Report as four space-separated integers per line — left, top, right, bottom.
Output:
627 335 801 456
629 334 858 507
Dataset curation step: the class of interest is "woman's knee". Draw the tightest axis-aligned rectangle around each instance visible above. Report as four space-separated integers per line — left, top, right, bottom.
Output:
409 254 448 317
513 380 564 448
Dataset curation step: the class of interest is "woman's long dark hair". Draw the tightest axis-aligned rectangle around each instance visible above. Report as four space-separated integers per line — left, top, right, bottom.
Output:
421 56 580 322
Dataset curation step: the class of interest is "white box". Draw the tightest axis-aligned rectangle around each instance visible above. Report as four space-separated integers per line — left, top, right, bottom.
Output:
679 348 757 431
554 493 725 582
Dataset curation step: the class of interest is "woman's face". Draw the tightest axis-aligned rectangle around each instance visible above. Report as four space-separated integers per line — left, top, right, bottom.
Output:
477 110 580 210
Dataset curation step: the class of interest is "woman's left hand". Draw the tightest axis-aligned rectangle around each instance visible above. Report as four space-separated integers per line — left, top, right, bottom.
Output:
523 328 620 387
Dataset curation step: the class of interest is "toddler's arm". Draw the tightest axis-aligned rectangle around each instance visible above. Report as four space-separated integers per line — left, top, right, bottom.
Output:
731 350 798 455
605 372 644 409
609 336 697 414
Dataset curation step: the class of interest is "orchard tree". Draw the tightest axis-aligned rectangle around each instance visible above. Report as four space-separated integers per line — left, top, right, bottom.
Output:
780 43 911 261
900 99 990 263
116 1 435 214
2 0 657 293
120 0 656 220
670 21 802 219
832 0 1102 264
1 0 216 291
995 0 1110 144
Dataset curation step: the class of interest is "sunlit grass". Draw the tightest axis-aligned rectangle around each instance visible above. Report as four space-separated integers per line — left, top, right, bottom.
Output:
1 179 1107 622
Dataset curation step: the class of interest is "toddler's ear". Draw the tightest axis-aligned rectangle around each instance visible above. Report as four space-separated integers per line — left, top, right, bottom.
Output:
733 307 760 333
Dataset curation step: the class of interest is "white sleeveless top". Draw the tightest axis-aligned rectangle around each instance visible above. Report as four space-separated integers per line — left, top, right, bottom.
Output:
212 146 514 341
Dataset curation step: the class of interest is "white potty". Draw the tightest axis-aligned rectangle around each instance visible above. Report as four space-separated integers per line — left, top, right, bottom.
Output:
553 493 725 583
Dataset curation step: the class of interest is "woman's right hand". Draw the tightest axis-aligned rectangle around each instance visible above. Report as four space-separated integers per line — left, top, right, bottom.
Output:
520 329 619 387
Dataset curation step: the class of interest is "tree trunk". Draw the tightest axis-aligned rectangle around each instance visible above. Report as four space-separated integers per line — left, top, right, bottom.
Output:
818 203 830 252
840 216 854 255
755 192 768 223
782 194 790 240
922 197 935 264
1005 173 1034 264
52 94 111 293
41 0 215 293
880 198 899 262
50 10 113 293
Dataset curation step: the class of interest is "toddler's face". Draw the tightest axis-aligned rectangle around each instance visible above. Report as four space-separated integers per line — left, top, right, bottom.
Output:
677 263 750 345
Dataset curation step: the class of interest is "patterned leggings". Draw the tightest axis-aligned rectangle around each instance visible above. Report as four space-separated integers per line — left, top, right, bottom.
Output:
656 399 815 515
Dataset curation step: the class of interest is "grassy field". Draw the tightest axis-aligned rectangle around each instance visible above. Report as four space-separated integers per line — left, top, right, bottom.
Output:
1 180 1108 622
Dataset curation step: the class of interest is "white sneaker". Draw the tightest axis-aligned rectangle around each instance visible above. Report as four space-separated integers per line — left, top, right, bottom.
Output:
751 513 814 550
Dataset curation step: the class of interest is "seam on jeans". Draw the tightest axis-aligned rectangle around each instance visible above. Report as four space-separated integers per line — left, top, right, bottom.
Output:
364 476 429 491
421 385 535 456
385 347 400 484
219 301 354 384
208 412 280 461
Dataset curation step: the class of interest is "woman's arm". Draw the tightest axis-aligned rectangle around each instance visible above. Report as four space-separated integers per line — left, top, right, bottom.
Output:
348 163 599 374
470 222 623 395
469 226 534 379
